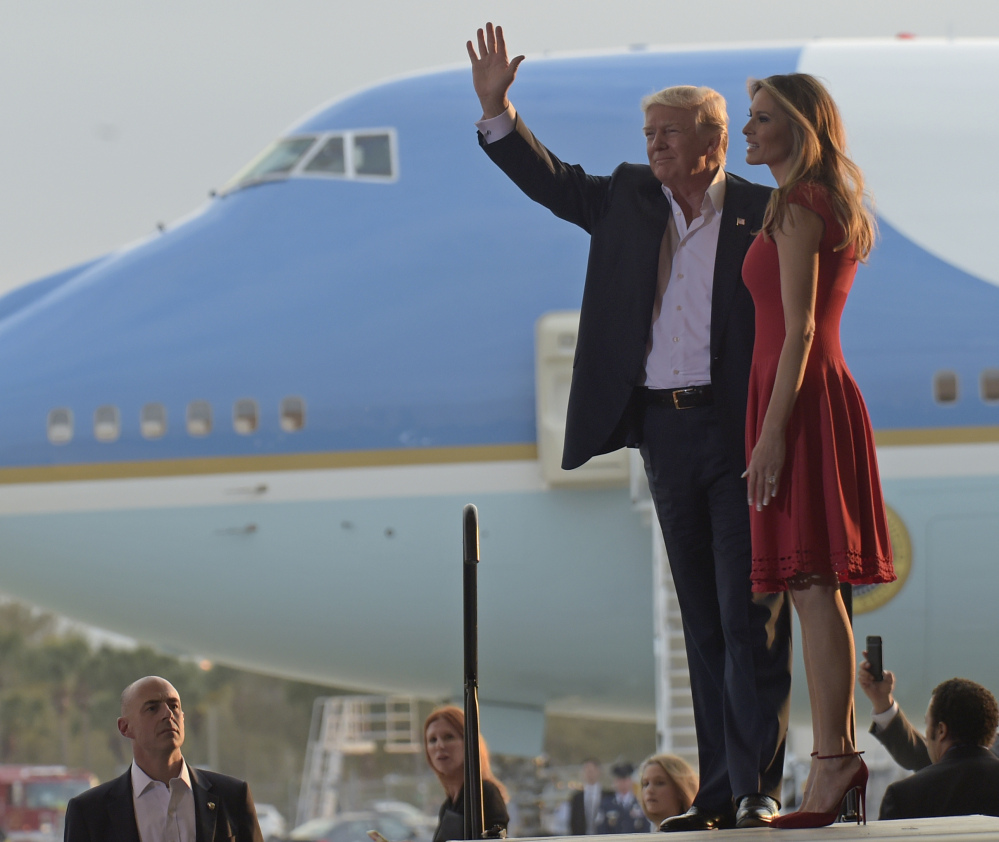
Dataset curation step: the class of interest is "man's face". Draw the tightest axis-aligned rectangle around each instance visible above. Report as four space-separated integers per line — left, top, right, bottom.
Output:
614 775 633 796
644 104 719 189
582 761 601 786
118 676 185 758
924 697 945 763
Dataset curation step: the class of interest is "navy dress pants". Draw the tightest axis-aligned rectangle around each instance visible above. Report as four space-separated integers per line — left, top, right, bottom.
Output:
640 400 792 808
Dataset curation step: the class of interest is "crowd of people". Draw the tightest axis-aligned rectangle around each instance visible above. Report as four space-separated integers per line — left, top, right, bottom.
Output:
56 22 998 841
562 757 696 835
61 671 999 840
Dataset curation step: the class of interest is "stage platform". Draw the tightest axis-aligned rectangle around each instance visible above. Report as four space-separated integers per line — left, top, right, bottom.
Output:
529 816 999 840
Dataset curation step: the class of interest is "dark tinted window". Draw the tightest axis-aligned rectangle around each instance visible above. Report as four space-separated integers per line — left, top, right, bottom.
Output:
305 136 346 174
354 133 392 176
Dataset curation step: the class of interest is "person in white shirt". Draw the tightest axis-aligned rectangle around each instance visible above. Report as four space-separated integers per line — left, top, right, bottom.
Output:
64 675 263 842
467 22 790 831
567 759 609 835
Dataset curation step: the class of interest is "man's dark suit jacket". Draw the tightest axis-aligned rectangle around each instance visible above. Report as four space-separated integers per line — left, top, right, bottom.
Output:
63 765 264 842
870 708 932 772
879 743 999 820
481 114 771 471
568 787 610 835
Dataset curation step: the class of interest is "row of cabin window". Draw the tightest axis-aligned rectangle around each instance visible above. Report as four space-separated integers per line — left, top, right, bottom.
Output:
40 371 999 445
933 370 999 404
46 397 306 445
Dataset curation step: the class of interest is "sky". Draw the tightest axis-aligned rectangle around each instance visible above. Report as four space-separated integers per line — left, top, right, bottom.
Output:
1 0 998 296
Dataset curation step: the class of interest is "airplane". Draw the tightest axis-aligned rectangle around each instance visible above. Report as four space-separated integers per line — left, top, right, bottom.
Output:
1 36 998 759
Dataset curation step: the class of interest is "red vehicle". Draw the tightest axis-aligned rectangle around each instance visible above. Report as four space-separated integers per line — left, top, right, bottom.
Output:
0 765 97 841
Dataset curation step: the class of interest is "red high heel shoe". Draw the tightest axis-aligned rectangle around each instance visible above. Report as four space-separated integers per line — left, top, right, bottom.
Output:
771 752 867 829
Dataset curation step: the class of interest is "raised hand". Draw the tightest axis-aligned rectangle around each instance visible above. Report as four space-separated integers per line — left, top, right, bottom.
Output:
858 652 896 714
466 22 524 119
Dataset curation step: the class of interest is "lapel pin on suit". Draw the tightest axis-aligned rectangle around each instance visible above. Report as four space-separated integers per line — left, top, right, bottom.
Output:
736 217 746 226
208 801 216 811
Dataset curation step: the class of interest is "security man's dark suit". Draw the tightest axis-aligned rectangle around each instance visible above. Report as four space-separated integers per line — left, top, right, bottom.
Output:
480 113 791 809
63 765 264 842
870 707 932 771
880 744 999 820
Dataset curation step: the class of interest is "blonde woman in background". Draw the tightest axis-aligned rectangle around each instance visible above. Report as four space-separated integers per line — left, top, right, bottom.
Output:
638 754 698 829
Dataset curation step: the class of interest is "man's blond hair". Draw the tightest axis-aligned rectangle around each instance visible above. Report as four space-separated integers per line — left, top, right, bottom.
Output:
641 85 728 167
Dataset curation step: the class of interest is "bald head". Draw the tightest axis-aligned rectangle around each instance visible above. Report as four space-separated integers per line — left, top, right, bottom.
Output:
121 675 179 716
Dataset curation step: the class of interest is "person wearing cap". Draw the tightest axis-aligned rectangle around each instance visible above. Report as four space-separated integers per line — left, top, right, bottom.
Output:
595 763 648 833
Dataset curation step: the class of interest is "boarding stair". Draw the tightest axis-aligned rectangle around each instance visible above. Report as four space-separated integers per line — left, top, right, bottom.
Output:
630 451 699 770
296 694 422 825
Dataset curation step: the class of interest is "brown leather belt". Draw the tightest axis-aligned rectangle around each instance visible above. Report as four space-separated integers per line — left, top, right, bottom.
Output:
637 384 714 410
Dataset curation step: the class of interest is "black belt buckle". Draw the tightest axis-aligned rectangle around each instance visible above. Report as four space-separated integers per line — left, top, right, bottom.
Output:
672 387 700 410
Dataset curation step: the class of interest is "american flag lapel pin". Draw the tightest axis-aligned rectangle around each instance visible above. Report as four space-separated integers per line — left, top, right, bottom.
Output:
736 217 746 226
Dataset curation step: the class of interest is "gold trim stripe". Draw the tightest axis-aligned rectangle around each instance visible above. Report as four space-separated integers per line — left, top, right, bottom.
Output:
1 424 998 485
0 444 539 485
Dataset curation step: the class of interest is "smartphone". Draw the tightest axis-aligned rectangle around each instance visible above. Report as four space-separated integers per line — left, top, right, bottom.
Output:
866 635 883 682
368 831 390 842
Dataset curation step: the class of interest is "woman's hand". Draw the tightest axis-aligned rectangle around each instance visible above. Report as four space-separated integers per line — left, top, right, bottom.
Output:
744 201 823 513
745 429 785 511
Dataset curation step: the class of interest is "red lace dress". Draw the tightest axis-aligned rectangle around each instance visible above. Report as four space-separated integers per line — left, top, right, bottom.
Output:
742 183 895 593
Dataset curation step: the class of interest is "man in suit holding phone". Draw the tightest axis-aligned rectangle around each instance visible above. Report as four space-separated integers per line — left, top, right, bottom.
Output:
64 675 263 842
858 651 933 772
467 23 791 830
872 677 999 820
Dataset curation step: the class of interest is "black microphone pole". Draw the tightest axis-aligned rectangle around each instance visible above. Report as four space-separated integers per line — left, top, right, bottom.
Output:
463 504 484 840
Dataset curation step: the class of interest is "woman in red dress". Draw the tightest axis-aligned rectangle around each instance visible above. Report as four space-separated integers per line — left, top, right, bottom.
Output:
741 74 895 828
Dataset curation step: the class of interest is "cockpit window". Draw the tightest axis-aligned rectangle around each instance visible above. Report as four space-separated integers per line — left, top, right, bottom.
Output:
232 137 317 185
353 133 392 176
222 129 396 193
304 137 346 175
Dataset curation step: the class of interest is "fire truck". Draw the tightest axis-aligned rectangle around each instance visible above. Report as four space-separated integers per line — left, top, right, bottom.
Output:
0 765 96 841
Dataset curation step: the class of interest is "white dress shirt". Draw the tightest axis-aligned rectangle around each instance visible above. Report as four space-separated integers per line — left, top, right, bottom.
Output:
476 104 725 390
131 759 196 842
475 104 517 142
644 170 726 389
583 782 601 833
871 700 900 733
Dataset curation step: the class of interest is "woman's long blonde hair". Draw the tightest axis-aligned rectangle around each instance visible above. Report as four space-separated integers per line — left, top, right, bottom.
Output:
750 73 875 260
423 705 508 801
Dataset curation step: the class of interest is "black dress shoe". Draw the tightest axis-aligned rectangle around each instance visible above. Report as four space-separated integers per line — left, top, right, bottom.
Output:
659 805 736 832
735 794 780 828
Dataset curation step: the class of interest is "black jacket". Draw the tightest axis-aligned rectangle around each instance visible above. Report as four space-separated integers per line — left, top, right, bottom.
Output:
880 744 999 820
433 781 509 842
481 114 770 470
64 764 263 842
